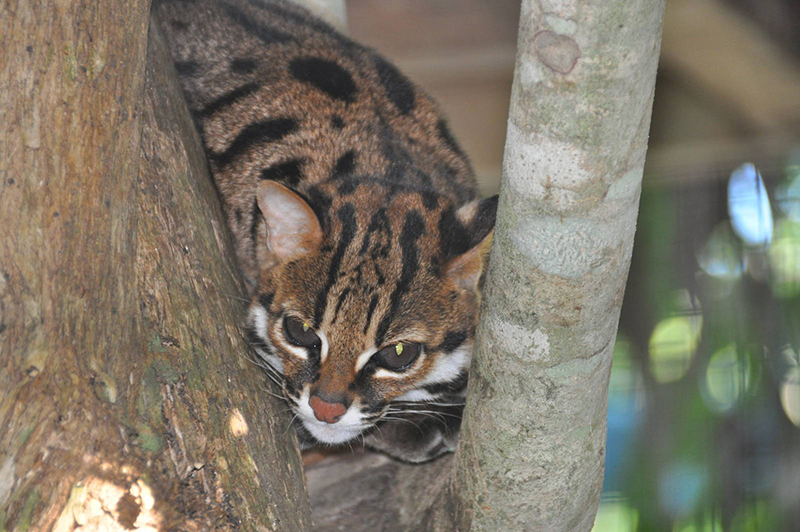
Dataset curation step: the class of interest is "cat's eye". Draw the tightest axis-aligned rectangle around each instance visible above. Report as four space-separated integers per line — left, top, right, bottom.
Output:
373 342 421 371
284 316 321 348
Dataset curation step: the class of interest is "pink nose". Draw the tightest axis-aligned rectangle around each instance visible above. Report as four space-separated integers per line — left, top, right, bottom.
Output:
309 395 347 424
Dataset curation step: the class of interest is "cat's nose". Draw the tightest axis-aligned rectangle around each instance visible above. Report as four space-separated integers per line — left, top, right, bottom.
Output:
309 394 347 424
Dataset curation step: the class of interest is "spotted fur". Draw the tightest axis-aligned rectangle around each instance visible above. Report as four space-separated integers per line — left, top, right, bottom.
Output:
158 0 497 462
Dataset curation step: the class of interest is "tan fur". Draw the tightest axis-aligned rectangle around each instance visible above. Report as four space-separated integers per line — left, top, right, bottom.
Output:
158 0 497 457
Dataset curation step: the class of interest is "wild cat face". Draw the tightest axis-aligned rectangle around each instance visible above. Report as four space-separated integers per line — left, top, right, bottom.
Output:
246 179 496 444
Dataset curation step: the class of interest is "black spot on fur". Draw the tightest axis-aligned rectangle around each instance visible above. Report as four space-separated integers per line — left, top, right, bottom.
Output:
330 150 356 178
376 211 425 345
197 83 260 118
438 205 472 259
374 55 415 115
331 115 345 130
438 331 467 353
175 61 200 77
170 20 189 31
244 326 272 356
222 3 293 45
337 178 359 195
472 195 499 244
231 58 258 74
429 256 441 278
260 159 305 187
422 191 439 210
211 118 297 167
423 371 468 397
284 381 301 399
234 209 243 224
290 57 357 103
305 186 332 231
250 199 262 256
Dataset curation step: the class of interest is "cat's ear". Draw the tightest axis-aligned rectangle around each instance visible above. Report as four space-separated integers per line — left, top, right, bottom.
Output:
256 181 322 263
445 195 498 291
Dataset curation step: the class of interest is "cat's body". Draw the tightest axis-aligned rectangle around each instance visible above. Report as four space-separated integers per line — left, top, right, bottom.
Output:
157 0 496 462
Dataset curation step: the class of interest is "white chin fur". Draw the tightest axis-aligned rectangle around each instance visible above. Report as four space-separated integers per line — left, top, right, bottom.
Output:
301 417 366 444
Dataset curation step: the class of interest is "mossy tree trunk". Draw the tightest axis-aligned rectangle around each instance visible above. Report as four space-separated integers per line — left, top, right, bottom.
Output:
0 3 309 530
308 1 665 531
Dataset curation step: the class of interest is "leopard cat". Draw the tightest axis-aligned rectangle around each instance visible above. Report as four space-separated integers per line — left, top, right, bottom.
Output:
156 0 497 463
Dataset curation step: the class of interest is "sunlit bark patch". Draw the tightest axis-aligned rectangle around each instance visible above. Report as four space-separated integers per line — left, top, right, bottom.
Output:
52 477 162 532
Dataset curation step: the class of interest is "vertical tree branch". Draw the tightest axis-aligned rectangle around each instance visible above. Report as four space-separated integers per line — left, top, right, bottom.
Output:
452 1 665 530
289 0 348 32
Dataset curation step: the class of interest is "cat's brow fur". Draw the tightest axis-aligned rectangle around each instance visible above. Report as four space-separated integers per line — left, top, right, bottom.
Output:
157 0 497 463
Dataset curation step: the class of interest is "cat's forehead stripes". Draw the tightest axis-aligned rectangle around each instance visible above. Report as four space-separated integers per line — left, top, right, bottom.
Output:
313 203 357 324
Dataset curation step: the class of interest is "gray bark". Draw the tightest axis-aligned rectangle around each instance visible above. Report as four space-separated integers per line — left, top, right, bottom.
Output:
451 0 665 529
309 1 665 531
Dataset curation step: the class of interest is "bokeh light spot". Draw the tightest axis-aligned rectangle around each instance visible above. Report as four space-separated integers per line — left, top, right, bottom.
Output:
775 154 800 222
779 367 800 427
649 315 702 383
659 462 706 518
592 495 639 532
728 163 773 247
767 219 800 298
702 344 752 412
697 222 743 280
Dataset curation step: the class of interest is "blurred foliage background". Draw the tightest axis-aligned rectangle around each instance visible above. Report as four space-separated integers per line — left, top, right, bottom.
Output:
348 0 800 530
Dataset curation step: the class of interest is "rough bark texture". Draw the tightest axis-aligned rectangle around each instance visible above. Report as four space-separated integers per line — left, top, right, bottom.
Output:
1 4 310 531
451 1 665 530
308 1 665 531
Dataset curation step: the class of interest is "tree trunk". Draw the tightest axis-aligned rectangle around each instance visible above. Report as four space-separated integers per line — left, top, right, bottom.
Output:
1 4 309 531
307 1 665 531
450 0 665 529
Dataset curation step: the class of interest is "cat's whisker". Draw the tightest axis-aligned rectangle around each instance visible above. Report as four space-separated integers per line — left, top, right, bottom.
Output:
235 347 277 373
257 384 286 400
390 401 464 408
285 412 301 434
388 408 461 419
235 348 286 389
380 416 425 436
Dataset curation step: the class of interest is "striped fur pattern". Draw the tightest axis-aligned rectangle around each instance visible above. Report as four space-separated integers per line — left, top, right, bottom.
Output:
157 0 497 462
